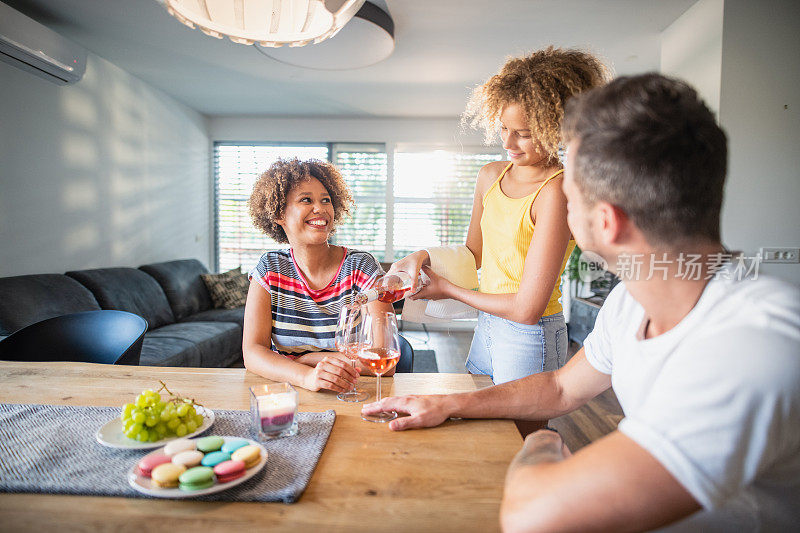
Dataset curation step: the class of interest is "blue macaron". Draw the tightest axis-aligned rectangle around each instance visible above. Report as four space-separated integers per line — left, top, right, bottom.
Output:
221 438 249 454
200 450 231 467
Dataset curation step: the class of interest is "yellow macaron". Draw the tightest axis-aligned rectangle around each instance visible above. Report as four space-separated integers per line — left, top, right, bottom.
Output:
150 463 187 489
230 444 261 469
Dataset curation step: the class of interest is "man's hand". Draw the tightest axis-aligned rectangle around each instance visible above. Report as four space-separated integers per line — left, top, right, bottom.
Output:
361 394 453 430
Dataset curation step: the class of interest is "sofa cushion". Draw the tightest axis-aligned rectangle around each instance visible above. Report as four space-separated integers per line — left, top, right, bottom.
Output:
201 268 249 309
139 259 212 321
66 268 175 329
140 322 242 367
180 307 245 328
0 274 100 336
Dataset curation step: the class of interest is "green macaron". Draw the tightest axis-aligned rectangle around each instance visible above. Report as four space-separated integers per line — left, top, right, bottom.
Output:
178 466 215 491
195 435 224 453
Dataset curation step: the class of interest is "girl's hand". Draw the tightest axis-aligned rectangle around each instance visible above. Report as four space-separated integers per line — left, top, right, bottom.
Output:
409 265 453 301
388 250 430 292
302 352 359 392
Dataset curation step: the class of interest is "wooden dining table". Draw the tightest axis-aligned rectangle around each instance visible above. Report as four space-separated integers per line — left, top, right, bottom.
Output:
0 361 522 532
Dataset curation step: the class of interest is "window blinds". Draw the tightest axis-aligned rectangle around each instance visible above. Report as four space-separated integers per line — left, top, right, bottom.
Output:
392 149 501 260
214 143 329 272
214 142 502 271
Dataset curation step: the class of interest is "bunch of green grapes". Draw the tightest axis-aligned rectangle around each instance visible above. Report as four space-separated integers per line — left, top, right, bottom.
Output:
121 386 204 442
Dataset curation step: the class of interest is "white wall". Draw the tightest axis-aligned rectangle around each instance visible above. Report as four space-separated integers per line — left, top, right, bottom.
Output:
660 0 723 115
0 52 211 277
661 0 800 284
718 0 800 284
209 116 489 146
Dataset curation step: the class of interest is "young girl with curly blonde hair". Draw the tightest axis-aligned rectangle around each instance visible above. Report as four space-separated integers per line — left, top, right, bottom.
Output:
391 47 608 385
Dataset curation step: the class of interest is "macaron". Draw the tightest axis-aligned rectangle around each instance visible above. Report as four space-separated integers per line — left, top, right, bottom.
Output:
196 435 224 453
150 463 186 489
220 438 249 454
163 438 196 456
213 459 246 483
136 453 172 478
179 466 215 491
171 450 204 468
231 444 262 469
200 450 231 467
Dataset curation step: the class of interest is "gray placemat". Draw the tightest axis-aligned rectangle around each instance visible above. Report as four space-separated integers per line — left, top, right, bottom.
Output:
0 403 335 503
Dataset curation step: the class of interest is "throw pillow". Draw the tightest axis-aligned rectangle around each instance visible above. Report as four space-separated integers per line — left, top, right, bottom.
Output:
201 267 249 309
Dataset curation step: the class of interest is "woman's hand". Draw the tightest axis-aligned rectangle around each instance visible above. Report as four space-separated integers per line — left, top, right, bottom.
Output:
408 265 454 301
302 352 360 393
388 250 430 292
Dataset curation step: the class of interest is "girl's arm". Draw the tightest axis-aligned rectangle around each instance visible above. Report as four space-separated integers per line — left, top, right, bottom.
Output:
413 177 572 325
242 280 359 392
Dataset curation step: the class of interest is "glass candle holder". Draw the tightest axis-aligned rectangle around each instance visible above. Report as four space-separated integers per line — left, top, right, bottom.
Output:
249 383 299 440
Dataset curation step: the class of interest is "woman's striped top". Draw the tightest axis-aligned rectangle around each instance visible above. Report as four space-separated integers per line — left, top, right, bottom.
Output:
249 248 383 358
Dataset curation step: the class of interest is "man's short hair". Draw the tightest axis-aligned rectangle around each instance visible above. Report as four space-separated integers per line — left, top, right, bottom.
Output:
562 73 727 247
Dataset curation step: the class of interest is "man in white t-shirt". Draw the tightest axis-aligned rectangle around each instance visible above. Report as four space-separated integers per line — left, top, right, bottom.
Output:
363 73 800 531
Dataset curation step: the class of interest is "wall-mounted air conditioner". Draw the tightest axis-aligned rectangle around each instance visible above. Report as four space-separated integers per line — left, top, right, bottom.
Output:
0 2 86 85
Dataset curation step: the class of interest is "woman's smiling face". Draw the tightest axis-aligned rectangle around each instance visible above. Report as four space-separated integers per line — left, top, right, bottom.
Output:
276 177 335 246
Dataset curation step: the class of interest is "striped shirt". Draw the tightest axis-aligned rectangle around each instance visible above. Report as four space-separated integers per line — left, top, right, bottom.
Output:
249 248 383 358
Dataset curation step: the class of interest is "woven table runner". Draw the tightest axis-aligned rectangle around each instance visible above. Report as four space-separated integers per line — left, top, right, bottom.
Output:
0 403 335 502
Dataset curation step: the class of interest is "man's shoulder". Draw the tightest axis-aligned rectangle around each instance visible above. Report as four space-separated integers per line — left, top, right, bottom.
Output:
677 275 800 389
704 275 800 338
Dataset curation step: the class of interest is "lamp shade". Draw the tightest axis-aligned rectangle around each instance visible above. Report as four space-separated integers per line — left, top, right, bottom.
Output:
164 0 367 46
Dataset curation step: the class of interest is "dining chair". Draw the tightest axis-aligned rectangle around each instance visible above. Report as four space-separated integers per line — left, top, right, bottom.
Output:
0 310 148 365
397 334 414 373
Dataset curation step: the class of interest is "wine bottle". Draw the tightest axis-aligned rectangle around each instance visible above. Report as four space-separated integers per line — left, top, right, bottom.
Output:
352 272 423 306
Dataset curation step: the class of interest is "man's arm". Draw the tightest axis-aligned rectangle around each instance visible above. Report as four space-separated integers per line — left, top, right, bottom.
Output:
502 430 701 533
361 348 611 430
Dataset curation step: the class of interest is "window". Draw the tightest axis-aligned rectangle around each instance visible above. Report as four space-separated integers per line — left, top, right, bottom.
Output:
214 142 502 271
215 143 328 272
393 147 502 260
330 143 388 259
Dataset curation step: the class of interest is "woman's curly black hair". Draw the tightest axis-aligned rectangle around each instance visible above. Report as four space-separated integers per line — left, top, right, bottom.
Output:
248 158 354 244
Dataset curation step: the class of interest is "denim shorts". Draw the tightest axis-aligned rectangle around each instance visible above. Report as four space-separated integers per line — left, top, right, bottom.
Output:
465 311 567 384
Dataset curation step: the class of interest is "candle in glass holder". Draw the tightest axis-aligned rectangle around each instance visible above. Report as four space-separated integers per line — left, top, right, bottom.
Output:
249 383 299 440
257 392 297 433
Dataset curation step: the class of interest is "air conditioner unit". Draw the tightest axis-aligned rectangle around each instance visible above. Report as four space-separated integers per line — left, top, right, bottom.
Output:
0 2 86 85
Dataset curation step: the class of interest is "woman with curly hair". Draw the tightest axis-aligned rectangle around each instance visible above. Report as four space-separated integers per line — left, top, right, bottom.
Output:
243 158 394 393
389 47 608 386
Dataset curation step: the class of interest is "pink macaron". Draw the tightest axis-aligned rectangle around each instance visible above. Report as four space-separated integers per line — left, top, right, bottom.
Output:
213 459 246 483
136 453 172 478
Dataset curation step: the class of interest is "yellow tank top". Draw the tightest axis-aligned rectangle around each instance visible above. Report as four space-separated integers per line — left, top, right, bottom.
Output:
479 163 576 316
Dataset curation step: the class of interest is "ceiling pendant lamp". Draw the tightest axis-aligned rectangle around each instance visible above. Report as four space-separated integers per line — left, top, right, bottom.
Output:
164 0 367 47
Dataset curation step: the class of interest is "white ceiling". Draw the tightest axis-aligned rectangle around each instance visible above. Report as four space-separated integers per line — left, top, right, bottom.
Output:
4 0 698 117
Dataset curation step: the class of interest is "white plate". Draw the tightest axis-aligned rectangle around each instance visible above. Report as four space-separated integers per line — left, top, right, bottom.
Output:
95 406 215 450
127 436 268 498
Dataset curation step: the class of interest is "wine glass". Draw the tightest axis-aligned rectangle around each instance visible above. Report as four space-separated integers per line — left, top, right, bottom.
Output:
335 304 369 402
358 310 401 423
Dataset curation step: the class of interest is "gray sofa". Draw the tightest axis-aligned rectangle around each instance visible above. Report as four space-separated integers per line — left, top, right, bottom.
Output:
0 259 243 367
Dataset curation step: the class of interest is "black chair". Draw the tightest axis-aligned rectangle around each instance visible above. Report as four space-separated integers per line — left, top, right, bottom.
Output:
397 334 414 373
0 310 148 365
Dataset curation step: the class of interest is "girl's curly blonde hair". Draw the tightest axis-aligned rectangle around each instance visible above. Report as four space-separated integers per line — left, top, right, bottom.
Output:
249 158 353 244
463 46 610 165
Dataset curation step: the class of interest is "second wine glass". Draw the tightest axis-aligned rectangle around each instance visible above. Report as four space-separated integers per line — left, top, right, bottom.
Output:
358 310 401 423
334 304 369 402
